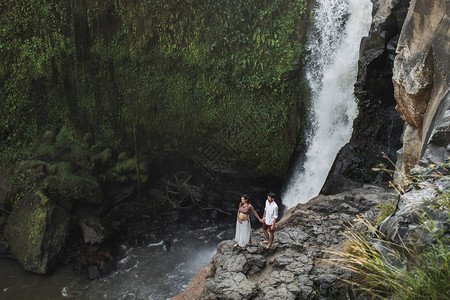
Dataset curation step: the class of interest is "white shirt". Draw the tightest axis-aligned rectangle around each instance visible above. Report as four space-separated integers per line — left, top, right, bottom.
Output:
264 200 278 225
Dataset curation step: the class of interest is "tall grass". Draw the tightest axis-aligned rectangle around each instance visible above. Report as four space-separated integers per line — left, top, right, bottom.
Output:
328 160 450 299
331 217 449 299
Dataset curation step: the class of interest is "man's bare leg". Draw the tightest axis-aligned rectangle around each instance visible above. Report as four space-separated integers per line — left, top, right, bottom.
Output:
262 229 269 244
265 232 274 249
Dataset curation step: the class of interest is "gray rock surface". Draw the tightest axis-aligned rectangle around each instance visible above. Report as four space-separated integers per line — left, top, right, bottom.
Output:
378 173 449 248
201 185 396 299
393 0 450 175
79 215 106 244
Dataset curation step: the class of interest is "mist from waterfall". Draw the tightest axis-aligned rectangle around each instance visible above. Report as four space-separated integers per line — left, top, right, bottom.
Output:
283 0 372 208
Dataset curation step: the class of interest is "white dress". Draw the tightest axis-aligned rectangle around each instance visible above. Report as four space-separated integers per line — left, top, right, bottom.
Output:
235 219 251 247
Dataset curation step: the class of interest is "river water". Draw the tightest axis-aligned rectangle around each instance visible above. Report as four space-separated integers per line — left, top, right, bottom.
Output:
0 224 234 300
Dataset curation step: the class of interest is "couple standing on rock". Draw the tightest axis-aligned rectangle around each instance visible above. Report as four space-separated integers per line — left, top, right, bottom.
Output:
234 192 278 249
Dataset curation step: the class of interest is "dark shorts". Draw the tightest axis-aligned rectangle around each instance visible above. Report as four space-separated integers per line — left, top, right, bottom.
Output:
262 222 274 232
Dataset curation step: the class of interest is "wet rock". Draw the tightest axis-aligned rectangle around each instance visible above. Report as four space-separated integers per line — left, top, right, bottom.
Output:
87 250 114 279
79 216 106 244
173 264 213 300
87 265 101 280
0 235 10 258
4 190 70 274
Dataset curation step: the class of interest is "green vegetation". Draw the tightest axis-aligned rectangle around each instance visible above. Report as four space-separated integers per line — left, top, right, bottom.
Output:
0 0 311 175
337 215 449 299
28 191 48 246
330 162 450 299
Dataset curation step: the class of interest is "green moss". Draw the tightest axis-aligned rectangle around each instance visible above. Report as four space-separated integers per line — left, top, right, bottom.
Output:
91 148 114 172
44 171 103 207
117 152 129 162
1 0 313 176
9 160 51 206
114 158 137 175
375 198 397 225
35 143 57 161
54 161 73 175
55 125 76 145
41 130 56 144
28 191 48 246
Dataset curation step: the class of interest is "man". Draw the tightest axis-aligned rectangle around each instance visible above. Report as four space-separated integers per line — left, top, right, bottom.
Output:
261 192 278 249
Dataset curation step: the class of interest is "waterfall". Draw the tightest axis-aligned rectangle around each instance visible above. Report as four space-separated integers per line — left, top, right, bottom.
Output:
283 0 372 208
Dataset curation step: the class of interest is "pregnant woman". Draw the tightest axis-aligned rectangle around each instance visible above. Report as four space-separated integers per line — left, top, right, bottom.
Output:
234 194 262 248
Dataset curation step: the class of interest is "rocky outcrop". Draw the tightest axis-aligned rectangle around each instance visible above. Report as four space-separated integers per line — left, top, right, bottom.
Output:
321 0 408 195
378 165 449 251
0 132 117 276
194 185 396 299
172 264 214 300
393 0 450 176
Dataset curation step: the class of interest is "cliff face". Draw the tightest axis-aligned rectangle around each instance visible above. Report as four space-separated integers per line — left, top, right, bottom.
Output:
323 0 449 193
321 0 408 195
393 0 450 176
0 0 313 178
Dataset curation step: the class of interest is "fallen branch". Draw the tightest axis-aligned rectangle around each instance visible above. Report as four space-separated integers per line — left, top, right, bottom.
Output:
201 203 232 215
0 207 11 214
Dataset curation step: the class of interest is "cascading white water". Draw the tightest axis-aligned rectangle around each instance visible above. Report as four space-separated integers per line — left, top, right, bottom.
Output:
283 0 372 208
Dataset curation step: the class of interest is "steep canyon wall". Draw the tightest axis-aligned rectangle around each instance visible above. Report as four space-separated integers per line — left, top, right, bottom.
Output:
323 0 449 193
321 0 408 194
393 0 450 176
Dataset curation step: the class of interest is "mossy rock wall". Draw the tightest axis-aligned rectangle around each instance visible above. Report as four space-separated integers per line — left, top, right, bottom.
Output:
0 0 314 177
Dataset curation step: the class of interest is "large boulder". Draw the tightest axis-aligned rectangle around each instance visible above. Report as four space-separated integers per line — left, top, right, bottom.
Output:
43 170 103 208
4 190 70 274
378 173 449 248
